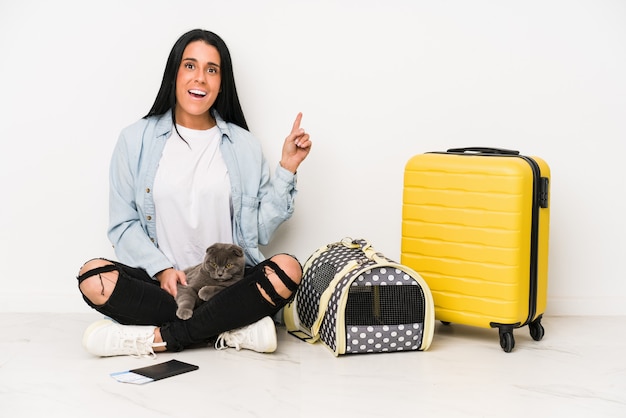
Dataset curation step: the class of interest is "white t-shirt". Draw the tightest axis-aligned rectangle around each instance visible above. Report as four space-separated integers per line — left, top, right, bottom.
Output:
153 125 233 271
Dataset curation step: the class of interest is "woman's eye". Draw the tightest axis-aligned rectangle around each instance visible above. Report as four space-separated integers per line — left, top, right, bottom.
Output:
207 67 219 74
184 63 194 70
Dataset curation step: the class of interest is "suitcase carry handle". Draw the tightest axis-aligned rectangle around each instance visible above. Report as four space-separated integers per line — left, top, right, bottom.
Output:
447 147 520 155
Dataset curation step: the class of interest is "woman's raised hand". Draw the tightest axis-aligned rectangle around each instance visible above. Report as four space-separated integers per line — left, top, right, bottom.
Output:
280 112 312 173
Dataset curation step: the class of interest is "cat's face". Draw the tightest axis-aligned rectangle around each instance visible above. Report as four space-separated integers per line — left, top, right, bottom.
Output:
202 243 244 281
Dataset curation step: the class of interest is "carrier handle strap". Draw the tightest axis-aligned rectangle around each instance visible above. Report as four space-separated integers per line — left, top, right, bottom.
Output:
362 246 388 265
348 238 389 265
342 237 382 262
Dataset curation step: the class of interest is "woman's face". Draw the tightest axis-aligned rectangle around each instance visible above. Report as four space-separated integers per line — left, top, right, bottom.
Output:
174 40 222 129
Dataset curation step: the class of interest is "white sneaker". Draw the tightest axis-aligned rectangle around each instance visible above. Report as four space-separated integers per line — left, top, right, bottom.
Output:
215 316 277 353
82 319 166 358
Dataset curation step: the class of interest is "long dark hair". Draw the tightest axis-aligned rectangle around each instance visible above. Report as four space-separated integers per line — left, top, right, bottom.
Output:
144 29 248 130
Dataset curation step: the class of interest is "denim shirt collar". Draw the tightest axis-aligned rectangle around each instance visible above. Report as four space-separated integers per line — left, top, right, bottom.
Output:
154 109 233 143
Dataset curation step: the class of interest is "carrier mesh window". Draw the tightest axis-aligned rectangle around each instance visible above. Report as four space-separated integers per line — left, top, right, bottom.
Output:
311 262 338 294
345 285 425 325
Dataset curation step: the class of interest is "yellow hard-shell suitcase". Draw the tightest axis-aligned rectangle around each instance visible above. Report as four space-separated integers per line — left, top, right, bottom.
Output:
400 147 550 352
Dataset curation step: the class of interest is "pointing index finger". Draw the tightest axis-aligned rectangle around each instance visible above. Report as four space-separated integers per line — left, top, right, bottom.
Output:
291 112 303 134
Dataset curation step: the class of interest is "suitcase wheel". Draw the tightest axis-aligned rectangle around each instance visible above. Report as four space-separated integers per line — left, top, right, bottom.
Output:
499 330 515 353
445 320 544 352
444 321 517 352
528 318 545 341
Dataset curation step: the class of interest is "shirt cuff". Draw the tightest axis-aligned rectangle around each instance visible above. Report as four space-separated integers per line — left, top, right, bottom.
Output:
276 163 297 187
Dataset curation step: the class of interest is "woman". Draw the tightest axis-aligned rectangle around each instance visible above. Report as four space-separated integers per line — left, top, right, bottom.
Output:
77 29 311 358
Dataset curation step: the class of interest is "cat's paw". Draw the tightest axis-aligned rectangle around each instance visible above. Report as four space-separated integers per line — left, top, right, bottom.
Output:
176 307 193 320
198 287 217 301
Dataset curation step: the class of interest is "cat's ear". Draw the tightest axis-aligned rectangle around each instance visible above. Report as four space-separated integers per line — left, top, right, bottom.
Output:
231 246 243 257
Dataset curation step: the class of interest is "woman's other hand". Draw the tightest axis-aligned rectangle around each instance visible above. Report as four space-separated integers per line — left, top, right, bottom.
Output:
280 112 312 173
156 268 188 297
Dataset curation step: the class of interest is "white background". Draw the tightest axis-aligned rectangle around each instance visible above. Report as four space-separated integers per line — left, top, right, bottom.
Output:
1 0 624 315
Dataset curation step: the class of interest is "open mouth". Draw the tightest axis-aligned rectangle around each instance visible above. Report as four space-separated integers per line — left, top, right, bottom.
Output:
188 89 207 98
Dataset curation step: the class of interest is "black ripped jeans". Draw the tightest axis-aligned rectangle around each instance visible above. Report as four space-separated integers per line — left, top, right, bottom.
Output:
77 258 300 352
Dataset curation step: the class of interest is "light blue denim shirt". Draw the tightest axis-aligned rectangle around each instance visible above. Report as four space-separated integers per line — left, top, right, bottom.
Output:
108 110 298 277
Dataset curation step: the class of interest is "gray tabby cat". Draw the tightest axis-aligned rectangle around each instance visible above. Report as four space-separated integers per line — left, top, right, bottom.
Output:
175 243 245 320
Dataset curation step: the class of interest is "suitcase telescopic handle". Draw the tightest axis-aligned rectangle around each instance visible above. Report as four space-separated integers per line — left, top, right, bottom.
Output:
447 147 520 155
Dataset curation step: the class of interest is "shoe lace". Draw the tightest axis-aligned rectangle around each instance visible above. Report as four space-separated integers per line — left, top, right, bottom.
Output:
214 328 250 351
214 335 229 350
120 334 166 359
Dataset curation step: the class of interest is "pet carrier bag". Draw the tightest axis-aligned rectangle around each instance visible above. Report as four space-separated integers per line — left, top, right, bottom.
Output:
284 238 435 356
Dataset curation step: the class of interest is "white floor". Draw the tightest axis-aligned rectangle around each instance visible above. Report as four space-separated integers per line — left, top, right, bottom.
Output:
1 313 624 418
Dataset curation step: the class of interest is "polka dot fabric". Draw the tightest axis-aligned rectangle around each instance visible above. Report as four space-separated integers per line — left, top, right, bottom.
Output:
346 323 423 354
292 238 433 355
